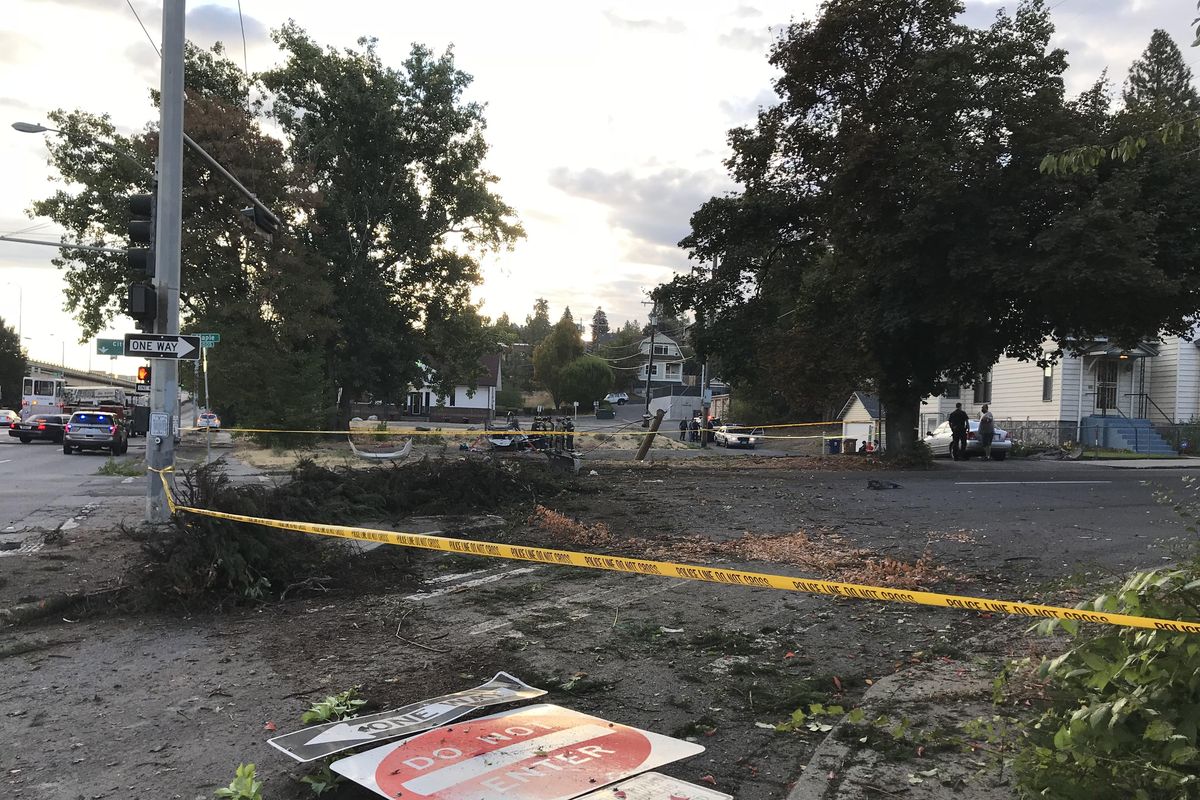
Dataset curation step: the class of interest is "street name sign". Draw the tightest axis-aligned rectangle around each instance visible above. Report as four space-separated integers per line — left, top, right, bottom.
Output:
270 672 545 763
96 338 124 356
577 773 732 800
198 332 220 348
331 703 705 800
123 333 200 360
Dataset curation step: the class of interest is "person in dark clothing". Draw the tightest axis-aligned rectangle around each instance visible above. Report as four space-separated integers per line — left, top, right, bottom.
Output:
948 402 970 461
689 417 700 442
678 419 688 442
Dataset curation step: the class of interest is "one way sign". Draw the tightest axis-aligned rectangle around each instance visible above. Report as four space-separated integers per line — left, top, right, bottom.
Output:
123 333 201 360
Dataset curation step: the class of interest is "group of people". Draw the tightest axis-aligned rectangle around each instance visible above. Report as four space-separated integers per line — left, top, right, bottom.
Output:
947 401 995 461
678 415 718 443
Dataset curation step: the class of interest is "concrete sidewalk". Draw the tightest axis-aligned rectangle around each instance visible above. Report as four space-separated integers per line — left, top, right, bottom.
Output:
1071 457 1200 469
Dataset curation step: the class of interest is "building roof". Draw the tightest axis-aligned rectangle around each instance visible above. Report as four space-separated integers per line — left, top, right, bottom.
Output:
838 391 881 420
477 353 501 387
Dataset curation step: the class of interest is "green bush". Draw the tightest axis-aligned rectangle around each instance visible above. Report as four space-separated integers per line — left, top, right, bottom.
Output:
1014 567 1200 799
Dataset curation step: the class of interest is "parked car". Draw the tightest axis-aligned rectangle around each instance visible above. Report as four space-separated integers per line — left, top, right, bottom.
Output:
197 411 221 430
0 409 18 428
714 424 763 449
63 411 128 455
604 392 629 406
925 419 1012 460
9 413 69 444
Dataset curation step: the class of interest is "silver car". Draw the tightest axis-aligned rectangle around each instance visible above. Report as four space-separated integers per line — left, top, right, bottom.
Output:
714 424 763 449
925 420 1012 460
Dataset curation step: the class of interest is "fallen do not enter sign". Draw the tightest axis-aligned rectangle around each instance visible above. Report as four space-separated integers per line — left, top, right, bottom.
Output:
331 703 705 800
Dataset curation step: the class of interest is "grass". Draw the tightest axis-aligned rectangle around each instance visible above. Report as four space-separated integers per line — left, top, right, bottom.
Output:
97 457 145 477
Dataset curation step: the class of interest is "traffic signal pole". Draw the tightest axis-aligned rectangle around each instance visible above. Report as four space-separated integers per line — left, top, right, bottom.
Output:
147 0 185 523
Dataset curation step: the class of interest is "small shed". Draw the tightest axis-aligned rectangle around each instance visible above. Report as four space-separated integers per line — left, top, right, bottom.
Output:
838 392 881 448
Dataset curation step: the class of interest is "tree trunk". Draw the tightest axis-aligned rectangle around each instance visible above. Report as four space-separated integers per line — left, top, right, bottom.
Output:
879 385 920 454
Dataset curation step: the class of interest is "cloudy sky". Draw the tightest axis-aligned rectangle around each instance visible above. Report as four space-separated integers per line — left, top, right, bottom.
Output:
0 0 1196 371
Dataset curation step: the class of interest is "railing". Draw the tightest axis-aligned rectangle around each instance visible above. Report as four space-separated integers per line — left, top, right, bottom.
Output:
1002 421 1196 458
1125 393 1173 425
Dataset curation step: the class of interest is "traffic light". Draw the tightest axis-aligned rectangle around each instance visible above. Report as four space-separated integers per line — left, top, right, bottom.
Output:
126 192 157 331
137 366 151 383
240 205 279 242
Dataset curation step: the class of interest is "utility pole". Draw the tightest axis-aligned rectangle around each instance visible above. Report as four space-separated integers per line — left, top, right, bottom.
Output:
147 0 185 523
643 307 658 416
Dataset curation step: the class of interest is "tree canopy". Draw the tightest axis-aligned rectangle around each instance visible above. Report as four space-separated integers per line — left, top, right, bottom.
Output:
557 356 614 407
30 29 520 428
532 316 585 407
0 318 25 409
659 0 1200 450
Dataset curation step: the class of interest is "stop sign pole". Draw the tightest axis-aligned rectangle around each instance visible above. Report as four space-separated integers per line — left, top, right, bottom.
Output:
147 0 185 523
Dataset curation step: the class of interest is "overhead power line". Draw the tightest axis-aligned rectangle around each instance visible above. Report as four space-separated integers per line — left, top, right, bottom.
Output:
126 0 160 59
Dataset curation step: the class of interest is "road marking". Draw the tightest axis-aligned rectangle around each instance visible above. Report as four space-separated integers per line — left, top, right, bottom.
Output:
0 459 11 464
954 480 1112 485
402 566 541 601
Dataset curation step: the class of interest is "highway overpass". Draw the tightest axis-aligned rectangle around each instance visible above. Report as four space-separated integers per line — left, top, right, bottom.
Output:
27 359 138 390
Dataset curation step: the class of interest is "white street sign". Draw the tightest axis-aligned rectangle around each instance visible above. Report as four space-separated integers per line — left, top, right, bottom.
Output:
577 772 732 800
149 412 170 438
332 703 705 800
123 333 201 360
270 672 546 763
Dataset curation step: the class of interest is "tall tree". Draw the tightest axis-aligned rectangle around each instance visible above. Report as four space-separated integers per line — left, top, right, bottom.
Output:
0 318 25 409
1123 30 1200 117
532 315 585 407
557 356 614 406
660 0 1136 452
524 298 552 346
32 44 333 429
261 24 522 423
590 307 610 344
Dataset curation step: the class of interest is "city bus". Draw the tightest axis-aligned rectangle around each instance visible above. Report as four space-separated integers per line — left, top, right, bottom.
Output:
21 375 67 419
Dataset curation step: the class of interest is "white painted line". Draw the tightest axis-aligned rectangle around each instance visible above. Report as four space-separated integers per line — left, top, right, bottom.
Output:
402 566 541 601
0 459 11 464
954 480 1112 486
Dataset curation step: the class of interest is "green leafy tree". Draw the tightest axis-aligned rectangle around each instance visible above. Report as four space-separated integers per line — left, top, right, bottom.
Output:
523 298 552 347
557 356 614 406
31 44 332 430
590 307 610 345
532 316 584 407
261 24 522 424
1123 29 1200 117
0 318 26 408
662 0 1091 452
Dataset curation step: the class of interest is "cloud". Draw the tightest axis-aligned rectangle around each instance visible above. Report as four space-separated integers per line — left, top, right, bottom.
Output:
602 11 686 34
0 31 38 64
0 96 42 116
734 5 763 18
548 166 733 264
718 26 772 51
719 86 778 123
187 3 269 50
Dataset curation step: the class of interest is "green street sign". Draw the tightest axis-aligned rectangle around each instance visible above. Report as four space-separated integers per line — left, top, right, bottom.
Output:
96 338 124 356
198 332 220 348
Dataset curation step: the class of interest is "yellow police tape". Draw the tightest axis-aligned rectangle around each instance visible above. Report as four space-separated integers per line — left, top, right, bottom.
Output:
154 469 1199 634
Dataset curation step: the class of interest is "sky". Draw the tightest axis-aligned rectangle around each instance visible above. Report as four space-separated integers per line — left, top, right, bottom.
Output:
0 0 1197 372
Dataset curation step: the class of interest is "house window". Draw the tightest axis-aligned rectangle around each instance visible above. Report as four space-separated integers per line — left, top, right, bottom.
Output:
645 364 659 377
972 372 993 404
944 383 960 399
653 344 669 356
1042 365 1053 402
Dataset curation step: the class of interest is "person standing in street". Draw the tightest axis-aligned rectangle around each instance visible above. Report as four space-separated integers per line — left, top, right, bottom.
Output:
978 403 995 461
678 418 687 442
948 402 969 461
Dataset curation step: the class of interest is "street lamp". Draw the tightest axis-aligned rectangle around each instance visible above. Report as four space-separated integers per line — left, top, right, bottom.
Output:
12 121 154 179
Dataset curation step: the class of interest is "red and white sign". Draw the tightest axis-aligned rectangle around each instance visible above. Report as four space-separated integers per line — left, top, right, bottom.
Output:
331 704 705 800
576 772 732 800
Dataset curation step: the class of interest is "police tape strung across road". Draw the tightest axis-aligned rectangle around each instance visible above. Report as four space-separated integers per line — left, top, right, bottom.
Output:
152 469 1200 634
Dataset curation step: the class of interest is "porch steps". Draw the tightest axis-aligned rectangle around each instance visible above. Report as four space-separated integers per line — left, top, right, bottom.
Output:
1080 416 1176 455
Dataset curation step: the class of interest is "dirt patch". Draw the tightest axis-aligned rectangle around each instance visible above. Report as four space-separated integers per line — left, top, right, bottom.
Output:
528 506 960 591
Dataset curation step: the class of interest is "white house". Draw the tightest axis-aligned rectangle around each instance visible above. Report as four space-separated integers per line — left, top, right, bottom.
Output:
403 354 502 423
838 392 882 449
919 331 1200 453
636 333 685 387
